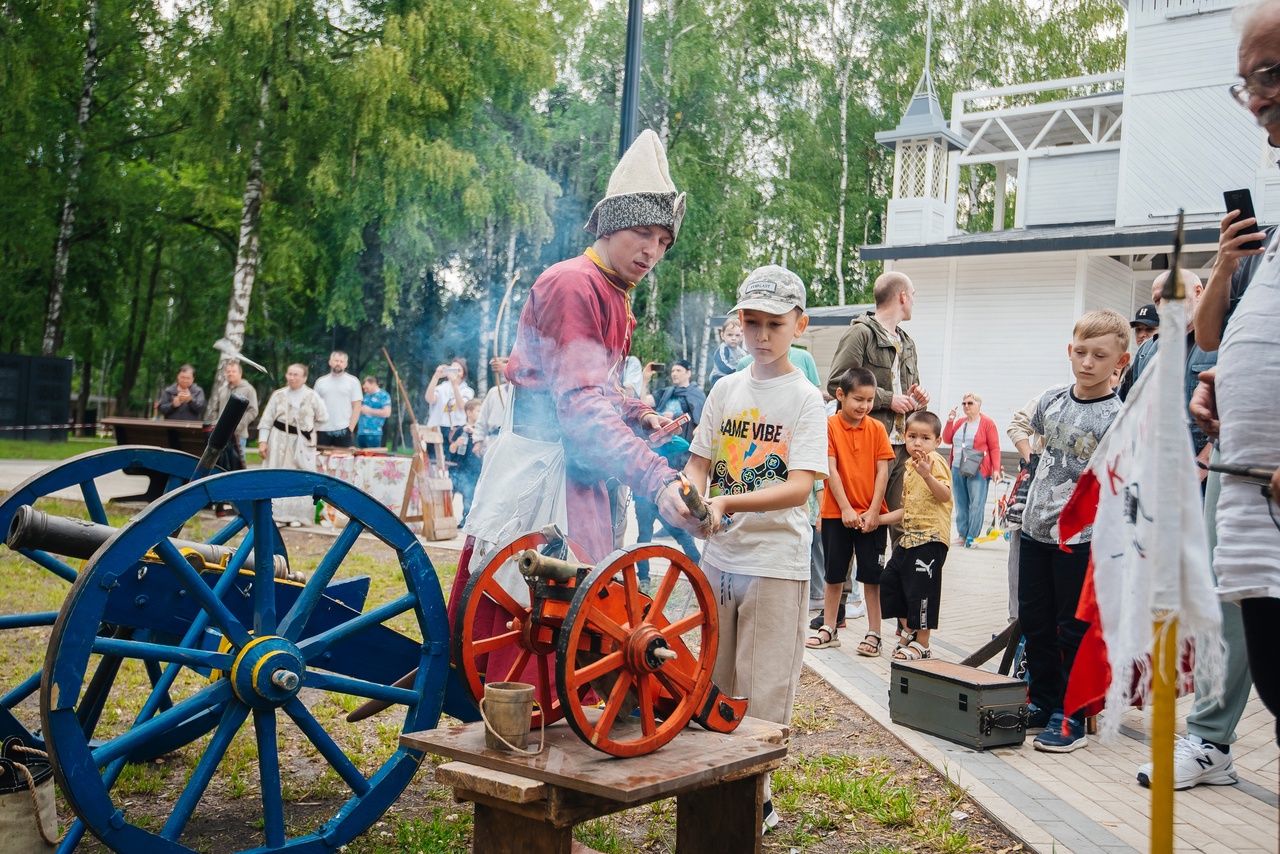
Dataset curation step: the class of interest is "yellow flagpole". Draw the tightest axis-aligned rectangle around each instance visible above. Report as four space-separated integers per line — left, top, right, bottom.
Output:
1150 613 1177 854
1149 209 1185 854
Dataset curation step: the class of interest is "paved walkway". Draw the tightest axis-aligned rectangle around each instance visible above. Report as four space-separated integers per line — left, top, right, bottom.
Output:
806 533 1278 854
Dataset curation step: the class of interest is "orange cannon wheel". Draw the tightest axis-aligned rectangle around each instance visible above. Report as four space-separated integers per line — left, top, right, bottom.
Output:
453 531 590 728
555 543 717 756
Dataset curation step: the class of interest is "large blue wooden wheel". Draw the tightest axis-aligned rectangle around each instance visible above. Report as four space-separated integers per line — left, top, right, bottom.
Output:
0 447 210 746
40 469 450 853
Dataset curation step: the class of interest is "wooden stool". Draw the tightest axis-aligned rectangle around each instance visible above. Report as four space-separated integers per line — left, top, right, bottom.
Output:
402 717 788 854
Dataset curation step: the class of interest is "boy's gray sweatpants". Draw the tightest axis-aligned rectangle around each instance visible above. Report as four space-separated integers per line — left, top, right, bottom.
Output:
702 563 807 801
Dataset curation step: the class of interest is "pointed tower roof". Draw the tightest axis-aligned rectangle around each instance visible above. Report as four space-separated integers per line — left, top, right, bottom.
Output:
875 12 967 150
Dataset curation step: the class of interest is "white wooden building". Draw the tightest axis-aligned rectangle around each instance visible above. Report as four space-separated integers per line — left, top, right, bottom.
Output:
860 0 1273 435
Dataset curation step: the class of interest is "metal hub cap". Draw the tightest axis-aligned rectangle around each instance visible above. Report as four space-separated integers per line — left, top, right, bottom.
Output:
229 635 306 709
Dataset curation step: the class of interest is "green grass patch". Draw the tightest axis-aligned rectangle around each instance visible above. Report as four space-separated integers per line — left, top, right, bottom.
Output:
0 437 115 460
345 809 472 853
574 817 627 853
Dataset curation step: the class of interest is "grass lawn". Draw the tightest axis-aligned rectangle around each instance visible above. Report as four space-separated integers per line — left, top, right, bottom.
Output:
0 437 262 464
0 437 115 460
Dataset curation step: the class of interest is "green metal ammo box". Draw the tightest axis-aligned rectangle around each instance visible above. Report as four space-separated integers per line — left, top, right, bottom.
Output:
889 659 1029 749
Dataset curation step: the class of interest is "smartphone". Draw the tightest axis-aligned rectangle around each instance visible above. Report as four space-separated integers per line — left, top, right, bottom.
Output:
1224 188 1265 252
647 413 689 445
649 362 667 373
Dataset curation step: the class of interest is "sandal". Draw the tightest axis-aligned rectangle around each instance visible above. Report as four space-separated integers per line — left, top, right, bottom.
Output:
893 641 932 661
893 627 916 655
806 626 840 650
856 632 882 657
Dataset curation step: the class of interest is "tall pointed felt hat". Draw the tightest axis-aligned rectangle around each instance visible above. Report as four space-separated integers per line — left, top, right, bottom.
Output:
584 129 687 243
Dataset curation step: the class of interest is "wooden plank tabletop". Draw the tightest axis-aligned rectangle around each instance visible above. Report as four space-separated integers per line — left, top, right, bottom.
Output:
402 718 786 804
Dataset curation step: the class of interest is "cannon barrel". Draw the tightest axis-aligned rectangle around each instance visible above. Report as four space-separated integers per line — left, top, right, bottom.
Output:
517 549 589 583
195 393 250 477
7 505 295 579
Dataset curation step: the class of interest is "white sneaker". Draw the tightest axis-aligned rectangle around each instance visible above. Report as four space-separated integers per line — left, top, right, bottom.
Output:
762 799 779 834
846 601 867 619
1136 735 1238 790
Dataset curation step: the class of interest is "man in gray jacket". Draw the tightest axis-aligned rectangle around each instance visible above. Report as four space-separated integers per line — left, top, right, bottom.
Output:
826 271 930 544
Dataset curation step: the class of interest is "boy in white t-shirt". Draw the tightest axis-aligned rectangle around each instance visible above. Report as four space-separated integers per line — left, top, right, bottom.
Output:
685 265 828 834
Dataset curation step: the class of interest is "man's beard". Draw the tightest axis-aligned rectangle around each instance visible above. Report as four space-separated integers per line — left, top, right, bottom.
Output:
1260 106 1280 143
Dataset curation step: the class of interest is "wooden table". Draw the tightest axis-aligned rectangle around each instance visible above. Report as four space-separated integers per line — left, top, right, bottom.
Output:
401 717 787 853
100 417 210 501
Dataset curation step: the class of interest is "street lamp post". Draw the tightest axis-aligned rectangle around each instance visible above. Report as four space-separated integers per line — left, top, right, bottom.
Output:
618 0 643 158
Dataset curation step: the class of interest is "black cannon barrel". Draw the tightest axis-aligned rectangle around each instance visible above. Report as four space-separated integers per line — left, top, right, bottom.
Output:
8 505 106 561
195 393 250 476
6 505 293 578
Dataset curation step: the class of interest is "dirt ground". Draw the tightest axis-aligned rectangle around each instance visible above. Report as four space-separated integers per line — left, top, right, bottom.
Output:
47 530 1024 853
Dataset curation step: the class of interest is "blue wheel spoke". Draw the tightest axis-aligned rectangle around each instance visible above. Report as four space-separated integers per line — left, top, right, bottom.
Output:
283 698 370 796
154 539 251 648
80 479 108 525
20 548 78 584
297 593 416 662
90 636 232 671
0 611 57 630
163 474 185 495
303 670 419 707
1 670 41 708
256 709 286 849
56 819 87 853
132 526 258 727
91 680 232 769
206 513 248 546
161 702 250 842
253 500 277 636
217 525 256 588
278 520 364 642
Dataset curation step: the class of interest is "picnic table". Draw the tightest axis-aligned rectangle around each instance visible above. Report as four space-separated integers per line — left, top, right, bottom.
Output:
100 417 210 501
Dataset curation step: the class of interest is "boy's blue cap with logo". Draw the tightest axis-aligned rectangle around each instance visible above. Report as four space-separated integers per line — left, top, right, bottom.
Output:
731 265 807 314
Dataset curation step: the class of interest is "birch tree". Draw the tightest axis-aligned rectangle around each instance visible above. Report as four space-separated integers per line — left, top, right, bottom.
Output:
42 0 99 355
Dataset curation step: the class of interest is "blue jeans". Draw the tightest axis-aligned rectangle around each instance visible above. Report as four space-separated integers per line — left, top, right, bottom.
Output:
951 468 990 540
356 432 382 449
634 496 701 580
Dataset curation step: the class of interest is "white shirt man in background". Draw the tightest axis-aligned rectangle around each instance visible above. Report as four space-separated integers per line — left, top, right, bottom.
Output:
313 350 362 448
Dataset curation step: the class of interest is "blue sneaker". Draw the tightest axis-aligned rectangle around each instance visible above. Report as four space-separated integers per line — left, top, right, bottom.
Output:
1026 703 1051 730
1033 712 1088 753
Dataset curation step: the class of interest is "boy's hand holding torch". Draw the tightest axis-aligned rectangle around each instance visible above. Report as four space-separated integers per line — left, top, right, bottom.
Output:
678 473 733 537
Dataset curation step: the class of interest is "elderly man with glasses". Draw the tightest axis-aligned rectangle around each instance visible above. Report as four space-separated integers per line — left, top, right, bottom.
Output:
1145 0 1280 790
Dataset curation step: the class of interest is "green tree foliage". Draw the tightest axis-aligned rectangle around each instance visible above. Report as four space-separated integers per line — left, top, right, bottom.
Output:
0 0 1124 422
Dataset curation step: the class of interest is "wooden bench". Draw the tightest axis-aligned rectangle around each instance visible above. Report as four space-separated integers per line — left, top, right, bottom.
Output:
100 417 210 501
401 716 787 853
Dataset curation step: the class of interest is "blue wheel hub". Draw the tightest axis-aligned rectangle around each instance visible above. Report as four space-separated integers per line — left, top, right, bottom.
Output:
230 636 305 710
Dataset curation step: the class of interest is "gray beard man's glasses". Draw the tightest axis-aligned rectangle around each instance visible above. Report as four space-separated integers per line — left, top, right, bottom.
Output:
1231 61 1280 105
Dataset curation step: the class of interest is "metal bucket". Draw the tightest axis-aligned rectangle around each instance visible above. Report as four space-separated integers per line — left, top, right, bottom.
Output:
0 737 57 852
481 681 536 750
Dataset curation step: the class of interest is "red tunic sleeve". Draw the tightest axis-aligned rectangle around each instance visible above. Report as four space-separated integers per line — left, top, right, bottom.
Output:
506 257 674 501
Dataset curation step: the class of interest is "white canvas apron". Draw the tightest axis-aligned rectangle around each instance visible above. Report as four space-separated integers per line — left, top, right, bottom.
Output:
461 393 568 605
